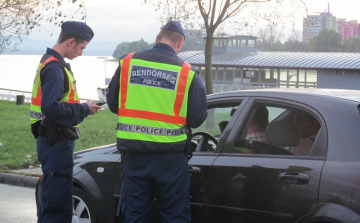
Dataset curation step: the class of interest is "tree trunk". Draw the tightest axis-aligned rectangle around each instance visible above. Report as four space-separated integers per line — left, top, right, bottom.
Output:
204 33 214 95
204 32 215 129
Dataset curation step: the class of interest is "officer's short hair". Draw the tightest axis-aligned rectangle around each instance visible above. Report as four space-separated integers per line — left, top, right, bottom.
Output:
157 30 184 43
58 32 86 44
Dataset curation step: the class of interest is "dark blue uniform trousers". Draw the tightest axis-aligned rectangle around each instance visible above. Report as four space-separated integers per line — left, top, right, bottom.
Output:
121 152 191 223
37 135 74 223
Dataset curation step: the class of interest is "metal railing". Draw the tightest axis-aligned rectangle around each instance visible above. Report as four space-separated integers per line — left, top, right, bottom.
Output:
0 88 90 103
0 88 32 103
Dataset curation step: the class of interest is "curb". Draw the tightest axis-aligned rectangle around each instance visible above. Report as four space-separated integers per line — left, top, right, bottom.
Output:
0 172 39 188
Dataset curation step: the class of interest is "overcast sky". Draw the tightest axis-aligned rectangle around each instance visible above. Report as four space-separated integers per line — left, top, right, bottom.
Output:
27 0 360 44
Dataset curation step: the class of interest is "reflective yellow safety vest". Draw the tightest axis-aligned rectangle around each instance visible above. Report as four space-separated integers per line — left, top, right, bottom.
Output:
117 53 195 143
233 147 254 154
30 55 80 125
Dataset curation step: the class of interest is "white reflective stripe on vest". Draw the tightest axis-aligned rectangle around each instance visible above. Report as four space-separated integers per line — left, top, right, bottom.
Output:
117 123 186 136
30 111 45 120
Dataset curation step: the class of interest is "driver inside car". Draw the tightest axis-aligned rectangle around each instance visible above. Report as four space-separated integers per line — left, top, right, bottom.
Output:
245 106 269 142
233 106 269 154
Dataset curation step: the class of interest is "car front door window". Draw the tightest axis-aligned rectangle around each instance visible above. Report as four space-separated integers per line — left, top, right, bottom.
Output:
192 102 242 152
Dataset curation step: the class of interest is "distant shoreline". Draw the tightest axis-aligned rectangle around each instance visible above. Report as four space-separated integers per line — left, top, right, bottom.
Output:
2 38 119 57
2 50 114 57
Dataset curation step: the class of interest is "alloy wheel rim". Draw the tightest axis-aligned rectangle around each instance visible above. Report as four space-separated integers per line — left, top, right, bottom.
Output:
72 195 91 223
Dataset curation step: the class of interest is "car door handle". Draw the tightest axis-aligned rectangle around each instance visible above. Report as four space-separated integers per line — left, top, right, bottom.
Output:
189 166 201 175
278 172 310 184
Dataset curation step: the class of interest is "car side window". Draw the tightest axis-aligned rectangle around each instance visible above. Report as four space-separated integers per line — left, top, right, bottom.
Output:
192 101 242 152
289 110 321 156
193 103 240 139
231 104 322 156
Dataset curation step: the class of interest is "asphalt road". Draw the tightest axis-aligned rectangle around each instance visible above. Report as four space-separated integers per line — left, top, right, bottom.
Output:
0 184 37 223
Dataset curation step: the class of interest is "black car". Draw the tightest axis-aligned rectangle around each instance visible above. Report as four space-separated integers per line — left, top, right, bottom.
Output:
36 88 360 223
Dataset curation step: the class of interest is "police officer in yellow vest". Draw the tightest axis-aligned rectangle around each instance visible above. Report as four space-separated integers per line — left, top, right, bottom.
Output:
107 21 207 222
30 21 101 223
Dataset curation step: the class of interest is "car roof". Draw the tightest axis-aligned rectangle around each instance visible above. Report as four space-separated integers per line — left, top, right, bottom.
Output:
208 88 360 103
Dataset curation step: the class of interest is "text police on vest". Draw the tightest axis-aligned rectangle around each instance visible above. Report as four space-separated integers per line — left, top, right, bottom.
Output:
131 67 177 84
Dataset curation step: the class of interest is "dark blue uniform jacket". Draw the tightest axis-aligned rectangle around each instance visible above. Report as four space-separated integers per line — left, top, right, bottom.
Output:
39 48 89 127
107 43 208 153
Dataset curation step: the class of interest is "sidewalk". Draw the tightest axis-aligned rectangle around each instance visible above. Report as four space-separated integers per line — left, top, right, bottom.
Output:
0 166 42 188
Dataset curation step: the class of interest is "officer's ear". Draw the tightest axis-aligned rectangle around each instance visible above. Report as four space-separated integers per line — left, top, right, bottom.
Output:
155 35 160 44
67 38 76 47
173 39 184 55
177 38 184 49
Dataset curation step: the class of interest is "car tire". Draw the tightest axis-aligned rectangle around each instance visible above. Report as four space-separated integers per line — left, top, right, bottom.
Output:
73 186 98 223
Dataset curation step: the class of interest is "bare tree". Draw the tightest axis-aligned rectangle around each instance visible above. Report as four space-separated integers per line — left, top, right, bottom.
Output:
143 0 309 94
283 30 307 52
0 0 86 52
287 30 303 42
257 26 284 51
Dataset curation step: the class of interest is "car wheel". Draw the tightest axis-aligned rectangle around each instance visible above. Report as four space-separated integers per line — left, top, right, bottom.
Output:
72 186 98 223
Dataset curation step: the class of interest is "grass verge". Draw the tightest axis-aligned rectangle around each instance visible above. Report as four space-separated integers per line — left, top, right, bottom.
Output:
0 100 118 170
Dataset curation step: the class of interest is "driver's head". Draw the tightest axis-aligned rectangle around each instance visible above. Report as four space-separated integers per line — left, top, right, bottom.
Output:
246 106 269 135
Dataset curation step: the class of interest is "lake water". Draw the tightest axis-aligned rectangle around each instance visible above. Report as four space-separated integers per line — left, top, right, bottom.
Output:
0 55 119 100
0 54 319 101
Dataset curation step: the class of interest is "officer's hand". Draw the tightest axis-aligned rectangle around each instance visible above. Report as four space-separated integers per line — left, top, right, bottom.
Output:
86 100 102 115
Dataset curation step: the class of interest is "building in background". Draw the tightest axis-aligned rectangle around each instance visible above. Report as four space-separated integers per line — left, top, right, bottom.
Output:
303 4 360 42
303 4 337 43
337 19 359 39
179 35 360 93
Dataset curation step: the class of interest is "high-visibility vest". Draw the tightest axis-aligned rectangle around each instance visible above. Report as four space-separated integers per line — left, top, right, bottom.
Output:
30 55 80 125
117 53 195 143
233 147 255 154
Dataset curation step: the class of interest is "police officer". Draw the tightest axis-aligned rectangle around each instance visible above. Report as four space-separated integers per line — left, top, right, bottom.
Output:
107 21 207 222
30 21 101 223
